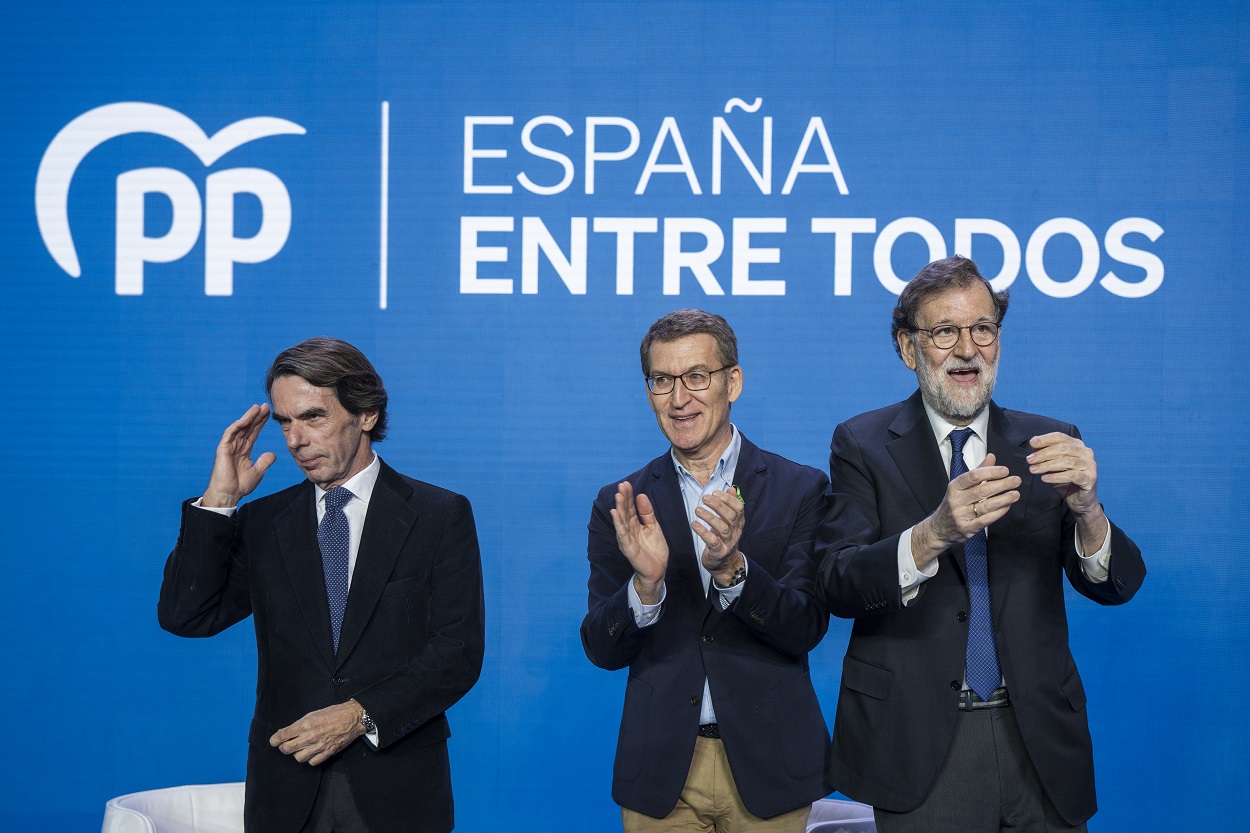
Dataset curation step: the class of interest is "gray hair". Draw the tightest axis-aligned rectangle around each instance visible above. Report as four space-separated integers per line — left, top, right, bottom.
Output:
639 309 739 376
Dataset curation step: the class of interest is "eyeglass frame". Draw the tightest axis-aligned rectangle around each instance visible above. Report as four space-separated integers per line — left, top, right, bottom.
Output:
645 365 734 395
910 321 1001 350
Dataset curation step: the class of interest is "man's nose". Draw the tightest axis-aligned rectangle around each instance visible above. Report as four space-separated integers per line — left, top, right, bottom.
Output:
952 329 978 358
670 378 692 406
286 424 305 448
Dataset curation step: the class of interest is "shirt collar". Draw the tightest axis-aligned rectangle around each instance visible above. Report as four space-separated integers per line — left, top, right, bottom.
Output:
314 452 381 507
670 424 741 487
920 398 990 448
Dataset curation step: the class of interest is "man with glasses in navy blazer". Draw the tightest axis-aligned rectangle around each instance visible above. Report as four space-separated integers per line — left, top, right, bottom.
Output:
582 309 832 833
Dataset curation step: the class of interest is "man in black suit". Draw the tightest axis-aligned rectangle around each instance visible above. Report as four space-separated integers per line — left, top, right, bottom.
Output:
816 257 1145 832
582 309 831 833
159 337 484 833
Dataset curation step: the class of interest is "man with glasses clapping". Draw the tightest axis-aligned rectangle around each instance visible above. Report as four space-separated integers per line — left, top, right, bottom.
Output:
581 309 832 833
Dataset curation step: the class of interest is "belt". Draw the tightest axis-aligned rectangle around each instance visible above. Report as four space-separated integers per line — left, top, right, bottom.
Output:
957 687 1010 711
698 723 721 738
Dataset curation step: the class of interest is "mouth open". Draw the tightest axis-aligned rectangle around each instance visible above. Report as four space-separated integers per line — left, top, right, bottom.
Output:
947 367 980 384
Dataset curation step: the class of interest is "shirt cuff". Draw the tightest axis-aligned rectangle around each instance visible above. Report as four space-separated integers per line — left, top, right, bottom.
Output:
627 578 665 627
898 526 938 606
1075 525 1112 583
192 498 236 517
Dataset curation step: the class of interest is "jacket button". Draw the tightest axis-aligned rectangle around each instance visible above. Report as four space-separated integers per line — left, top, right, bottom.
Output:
957 611 968 622
690 695 701 707
333 677 346 686
701 634 714 644
950 680 960 691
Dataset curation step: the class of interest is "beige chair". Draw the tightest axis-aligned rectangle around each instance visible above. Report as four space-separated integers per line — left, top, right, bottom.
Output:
101 783 245 833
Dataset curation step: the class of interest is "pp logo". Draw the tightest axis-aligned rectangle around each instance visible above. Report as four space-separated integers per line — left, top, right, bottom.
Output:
35 102 305 295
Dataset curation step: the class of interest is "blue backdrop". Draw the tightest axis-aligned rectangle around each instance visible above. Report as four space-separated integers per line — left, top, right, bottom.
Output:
2 2 1245 830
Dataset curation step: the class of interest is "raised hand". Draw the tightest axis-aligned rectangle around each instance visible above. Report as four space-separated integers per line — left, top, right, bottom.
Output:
1028 432 1108 552
201 404 277 508
610 481 669 604
913 453 1020 570
693 490 745 584
1027 433 1099 514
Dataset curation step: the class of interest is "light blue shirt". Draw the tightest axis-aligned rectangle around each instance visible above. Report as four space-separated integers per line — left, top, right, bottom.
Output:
628 425 747 725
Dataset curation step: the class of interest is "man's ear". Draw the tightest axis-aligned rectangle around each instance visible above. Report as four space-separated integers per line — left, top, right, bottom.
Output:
727 365 743 404
359 410 379 433
898 331 918 371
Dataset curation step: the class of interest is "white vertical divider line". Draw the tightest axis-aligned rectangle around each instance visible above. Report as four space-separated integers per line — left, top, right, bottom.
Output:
379 101 390 309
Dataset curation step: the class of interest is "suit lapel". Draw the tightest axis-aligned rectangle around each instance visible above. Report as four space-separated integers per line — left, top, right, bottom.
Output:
886 392 949 518
274 482 338 670
886 392 964 578
734 435 768 528
645 454 704 609
711 435 769 624
334 461 417 670
985 402 1034 624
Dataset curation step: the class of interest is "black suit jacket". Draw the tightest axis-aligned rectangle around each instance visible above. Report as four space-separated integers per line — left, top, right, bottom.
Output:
159 460 485 833
581 435 832 819
815 392 1145 826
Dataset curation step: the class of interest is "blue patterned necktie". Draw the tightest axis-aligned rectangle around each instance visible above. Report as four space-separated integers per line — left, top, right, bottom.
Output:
948 428 1002 701
318 486 353 652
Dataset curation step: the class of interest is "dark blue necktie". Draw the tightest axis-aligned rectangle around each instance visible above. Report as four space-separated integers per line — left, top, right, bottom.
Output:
318 486 353 652
948 429 1001 701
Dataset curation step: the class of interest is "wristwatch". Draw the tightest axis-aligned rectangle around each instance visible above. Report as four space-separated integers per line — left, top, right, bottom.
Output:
714 563 747 589
359 706 376 734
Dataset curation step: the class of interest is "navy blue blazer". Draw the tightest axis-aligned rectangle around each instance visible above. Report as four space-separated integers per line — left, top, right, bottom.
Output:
159 460 485 833
815 392 1145 826
581 434 832 819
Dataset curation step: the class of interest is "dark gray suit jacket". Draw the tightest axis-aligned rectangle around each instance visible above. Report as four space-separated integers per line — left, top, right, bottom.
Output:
815 392 1145 826
159 460 485 833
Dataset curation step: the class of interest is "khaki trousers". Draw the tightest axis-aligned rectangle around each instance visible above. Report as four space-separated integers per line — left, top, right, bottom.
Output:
622 737 811 833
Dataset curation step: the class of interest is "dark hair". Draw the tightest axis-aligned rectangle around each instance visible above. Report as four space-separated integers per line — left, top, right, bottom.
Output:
639 309 739 376
265 337 389 442
891 256 1010 356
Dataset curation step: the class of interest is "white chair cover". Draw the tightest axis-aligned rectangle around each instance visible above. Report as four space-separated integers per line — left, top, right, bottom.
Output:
101 783 245 833
806 797 877 833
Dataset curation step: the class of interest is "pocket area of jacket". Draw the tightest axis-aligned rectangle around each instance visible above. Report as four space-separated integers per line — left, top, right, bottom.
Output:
841 654 892 701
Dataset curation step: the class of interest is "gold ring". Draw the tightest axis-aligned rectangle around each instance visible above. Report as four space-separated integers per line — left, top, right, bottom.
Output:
973 502 981 516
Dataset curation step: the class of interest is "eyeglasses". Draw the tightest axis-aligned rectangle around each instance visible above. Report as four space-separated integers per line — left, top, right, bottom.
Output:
646 366 733 394
912 321 1001 349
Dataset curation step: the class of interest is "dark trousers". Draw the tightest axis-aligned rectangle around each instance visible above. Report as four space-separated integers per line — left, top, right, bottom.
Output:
300 758 371 833
873 705 1086 833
